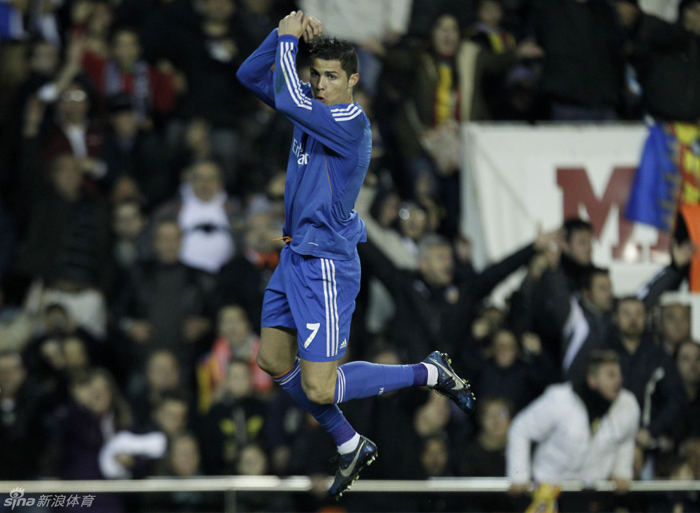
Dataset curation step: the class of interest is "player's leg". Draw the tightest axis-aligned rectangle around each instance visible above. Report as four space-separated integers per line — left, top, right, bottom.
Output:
291 253 474 414
259 253 358 454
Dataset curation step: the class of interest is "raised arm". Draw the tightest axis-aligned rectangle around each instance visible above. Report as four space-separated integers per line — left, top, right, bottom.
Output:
236 29 280 108
273 12 365 156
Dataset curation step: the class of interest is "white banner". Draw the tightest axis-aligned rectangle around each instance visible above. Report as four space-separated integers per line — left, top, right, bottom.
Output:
461 123 670 300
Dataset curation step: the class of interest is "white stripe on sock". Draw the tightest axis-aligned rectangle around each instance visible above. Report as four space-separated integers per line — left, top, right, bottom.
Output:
423 363 438 388
337 432 361 455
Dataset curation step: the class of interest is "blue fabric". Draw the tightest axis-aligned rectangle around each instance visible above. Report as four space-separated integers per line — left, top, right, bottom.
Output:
237 31 371 261
274 360 356 446
334 362 426 403
261 245 360 361
0 4 13 39
625 123 680 231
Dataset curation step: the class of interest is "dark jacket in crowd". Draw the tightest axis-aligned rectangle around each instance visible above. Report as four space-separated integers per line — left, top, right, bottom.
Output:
530 0 625 108
359 240 536 364
15 189 111 289
637 17 700 122
604 331 688 441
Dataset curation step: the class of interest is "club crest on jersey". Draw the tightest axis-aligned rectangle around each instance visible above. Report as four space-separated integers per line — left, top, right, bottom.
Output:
292 138 309 165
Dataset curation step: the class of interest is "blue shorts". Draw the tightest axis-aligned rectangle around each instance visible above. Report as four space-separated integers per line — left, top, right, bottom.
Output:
261 245 360 362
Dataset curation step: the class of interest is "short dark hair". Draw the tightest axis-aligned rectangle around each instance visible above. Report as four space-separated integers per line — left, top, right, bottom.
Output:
586 349 619 376
582 266 609 291
615 295 645 313
563 217 594 242
308 37 359 77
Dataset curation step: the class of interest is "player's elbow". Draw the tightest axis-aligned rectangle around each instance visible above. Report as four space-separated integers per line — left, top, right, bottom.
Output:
236 68 250 87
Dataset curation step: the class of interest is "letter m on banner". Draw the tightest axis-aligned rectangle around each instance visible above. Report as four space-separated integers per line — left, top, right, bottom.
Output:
557 167 639 260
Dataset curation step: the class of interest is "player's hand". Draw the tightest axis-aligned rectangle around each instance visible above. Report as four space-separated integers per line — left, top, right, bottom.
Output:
303 16 323 43
278 11 310 40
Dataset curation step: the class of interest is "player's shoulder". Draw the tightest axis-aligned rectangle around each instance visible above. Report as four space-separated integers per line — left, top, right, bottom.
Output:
329 102 368 125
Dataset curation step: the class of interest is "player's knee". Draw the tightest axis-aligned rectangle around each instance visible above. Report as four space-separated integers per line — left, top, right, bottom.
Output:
257 352 283 377
301 378 335 405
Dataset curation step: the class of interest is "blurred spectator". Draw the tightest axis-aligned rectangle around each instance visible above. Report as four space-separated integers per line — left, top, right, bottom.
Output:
237 0 293 47
420 434 451 478
528 219 594 356
115 0 193 40
113 220 213 368
407 0 476 38
507 351 639 501
0 351 48 479
42 81 109 195
658 300 692 355
354 181 408 337
197 305 271 414
459 396 512 477
22 302 99 393
102 95 173 209
614 0 654 119
70 0 116 61
143 432 221 512
0 282 36 354
379 13 542 235
200 359 268 475
15 152 111 338
468 0 538 120
648 453 699 512
146 390 190 441
216 212 283 328
299 0 413 97
469 330 555 413
81 27 178 124
111 200 148 269
458 395 514 512
359 230 557 363
50 368 133 513
153 160 240 273
234 442 293 511
605 297 688 450
636 0 700 122
560 267 616 385
530 0 625 121
17 151 109 283
153 0 258 185
676 341 700 439
263 390 305 476
681 437 700 479
128 349 182 428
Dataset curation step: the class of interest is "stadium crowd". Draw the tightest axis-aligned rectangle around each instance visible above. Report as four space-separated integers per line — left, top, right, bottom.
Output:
0 0 699 511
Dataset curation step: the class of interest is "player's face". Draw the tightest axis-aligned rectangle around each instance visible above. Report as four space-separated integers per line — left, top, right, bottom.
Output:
310 59 357 106
588 362 622 402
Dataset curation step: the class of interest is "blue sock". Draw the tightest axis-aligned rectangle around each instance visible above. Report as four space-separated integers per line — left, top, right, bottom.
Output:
274 359 356 446
334 362 428 403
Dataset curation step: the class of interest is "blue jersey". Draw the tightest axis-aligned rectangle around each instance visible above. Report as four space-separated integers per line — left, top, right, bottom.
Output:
237 30 371 261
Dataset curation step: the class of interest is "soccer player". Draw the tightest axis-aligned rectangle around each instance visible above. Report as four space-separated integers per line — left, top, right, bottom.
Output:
236 11 475 498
